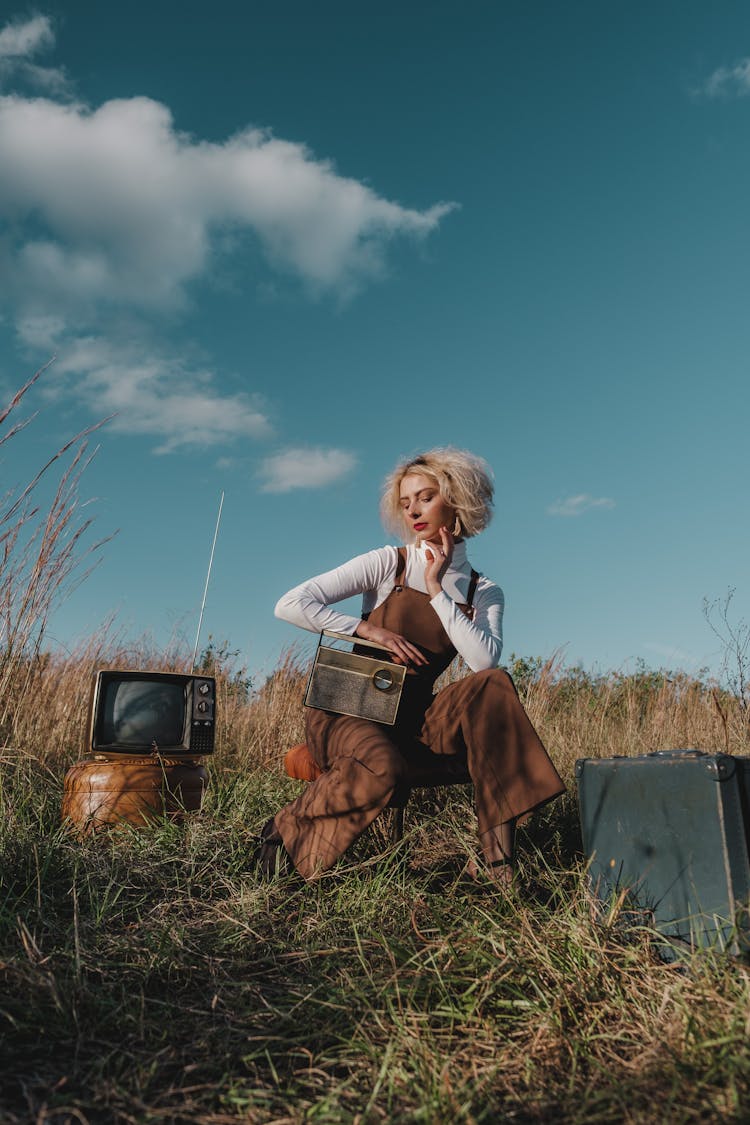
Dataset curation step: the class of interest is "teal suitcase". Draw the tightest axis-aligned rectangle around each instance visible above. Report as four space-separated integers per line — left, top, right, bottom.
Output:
576 749 750 955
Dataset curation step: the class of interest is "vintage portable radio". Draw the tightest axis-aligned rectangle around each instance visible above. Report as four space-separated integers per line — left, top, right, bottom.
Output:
304 630 406 724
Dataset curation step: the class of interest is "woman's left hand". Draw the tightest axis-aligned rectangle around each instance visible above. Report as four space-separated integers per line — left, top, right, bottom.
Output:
423 526 454 598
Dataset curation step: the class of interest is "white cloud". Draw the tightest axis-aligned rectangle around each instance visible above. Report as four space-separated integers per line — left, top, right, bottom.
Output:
700 57 750 98
258 447 357 492
0 18 456 459
0 92 456 318
0 15 54 59
547 493 615 517
16 312 67 349
0 16 70 96
52 335 272 454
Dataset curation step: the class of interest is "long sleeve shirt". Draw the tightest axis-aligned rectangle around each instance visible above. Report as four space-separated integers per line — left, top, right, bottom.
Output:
274 540 504 673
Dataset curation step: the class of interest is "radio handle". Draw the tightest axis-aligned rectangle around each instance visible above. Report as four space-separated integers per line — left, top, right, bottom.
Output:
321 629 392 654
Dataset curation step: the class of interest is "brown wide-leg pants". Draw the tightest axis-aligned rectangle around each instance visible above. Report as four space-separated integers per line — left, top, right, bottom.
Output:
274 668 565 881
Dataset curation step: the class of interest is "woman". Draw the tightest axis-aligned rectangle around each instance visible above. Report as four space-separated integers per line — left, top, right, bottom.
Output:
259 447 565 883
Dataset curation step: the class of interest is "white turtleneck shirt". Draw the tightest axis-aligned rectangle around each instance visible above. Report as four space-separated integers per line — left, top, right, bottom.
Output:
274 540 504 673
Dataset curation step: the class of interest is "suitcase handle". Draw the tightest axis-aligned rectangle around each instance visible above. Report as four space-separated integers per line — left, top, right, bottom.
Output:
648 749 705 758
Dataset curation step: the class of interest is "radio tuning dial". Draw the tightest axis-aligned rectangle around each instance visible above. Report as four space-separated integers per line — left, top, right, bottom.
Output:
372 669 395 692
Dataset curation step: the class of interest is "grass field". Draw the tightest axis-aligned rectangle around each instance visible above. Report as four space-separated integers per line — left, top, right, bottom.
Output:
2 646 750 1124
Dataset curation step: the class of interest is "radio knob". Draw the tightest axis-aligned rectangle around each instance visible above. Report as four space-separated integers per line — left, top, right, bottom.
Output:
373 669 394 692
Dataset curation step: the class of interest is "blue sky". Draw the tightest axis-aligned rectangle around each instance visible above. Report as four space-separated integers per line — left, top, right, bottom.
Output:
1 1 750 682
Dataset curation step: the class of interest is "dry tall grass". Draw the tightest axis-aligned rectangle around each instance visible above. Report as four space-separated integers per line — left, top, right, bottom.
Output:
0 363 111 749
4 632 746 782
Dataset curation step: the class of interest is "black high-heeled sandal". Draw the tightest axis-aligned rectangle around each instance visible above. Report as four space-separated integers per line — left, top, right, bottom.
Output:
253 817 296 878
486 856 515 885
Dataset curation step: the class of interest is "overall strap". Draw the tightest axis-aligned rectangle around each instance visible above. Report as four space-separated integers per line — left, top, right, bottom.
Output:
467 568 480 608
395 546 407 585
361 547 407 623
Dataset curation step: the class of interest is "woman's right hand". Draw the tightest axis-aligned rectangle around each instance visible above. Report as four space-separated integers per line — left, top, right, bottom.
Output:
354 620 427 666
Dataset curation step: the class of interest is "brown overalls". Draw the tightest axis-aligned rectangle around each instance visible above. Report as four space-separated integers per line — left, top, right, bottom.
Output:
274 549 565 880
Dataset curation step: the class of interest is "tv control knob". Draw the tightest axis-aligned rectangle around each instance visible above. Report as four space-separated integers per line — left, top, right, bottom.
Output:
198 682 211 696
196 700 209 713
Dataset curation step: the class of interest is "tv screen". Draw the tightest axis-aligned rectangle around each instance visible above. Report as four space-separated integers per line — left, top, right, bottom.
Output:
88 670 216 756
99 680 185 747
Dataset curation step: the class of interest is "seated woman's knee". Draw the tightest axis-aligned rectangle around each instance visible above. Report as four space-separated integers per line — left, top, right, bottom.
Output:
473 666 514 690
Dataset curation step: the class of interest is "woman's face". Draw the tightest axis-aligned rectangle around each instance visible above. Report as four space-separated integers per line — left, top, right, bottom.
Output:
398 472 456 545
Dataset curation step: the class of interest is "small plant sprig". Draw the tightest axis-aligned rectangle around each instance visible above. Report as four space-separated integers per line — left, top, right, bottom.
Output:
704 588 750 715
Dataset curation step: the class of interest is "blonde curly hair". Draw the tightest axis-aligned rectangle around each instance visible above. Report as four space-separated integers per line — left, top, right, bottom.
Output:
380 447 494 541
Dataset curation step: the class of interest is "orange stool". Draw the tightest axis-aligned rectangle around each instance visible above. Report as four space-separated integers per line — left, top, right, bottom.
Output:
284 743 322 783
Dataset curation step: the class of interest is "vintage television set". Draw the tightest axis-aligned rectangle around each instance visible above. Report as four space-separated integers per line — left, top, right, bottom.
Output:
87 670 216 758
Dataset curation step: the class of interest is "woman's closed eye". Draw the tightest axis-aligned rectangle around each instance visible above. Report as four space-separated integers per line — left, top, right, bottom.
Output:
401 491 435 508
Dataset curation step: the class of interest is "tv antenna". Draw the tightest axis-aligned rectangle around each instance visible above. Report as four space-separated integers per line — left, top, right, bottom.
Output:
191 491 225 672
